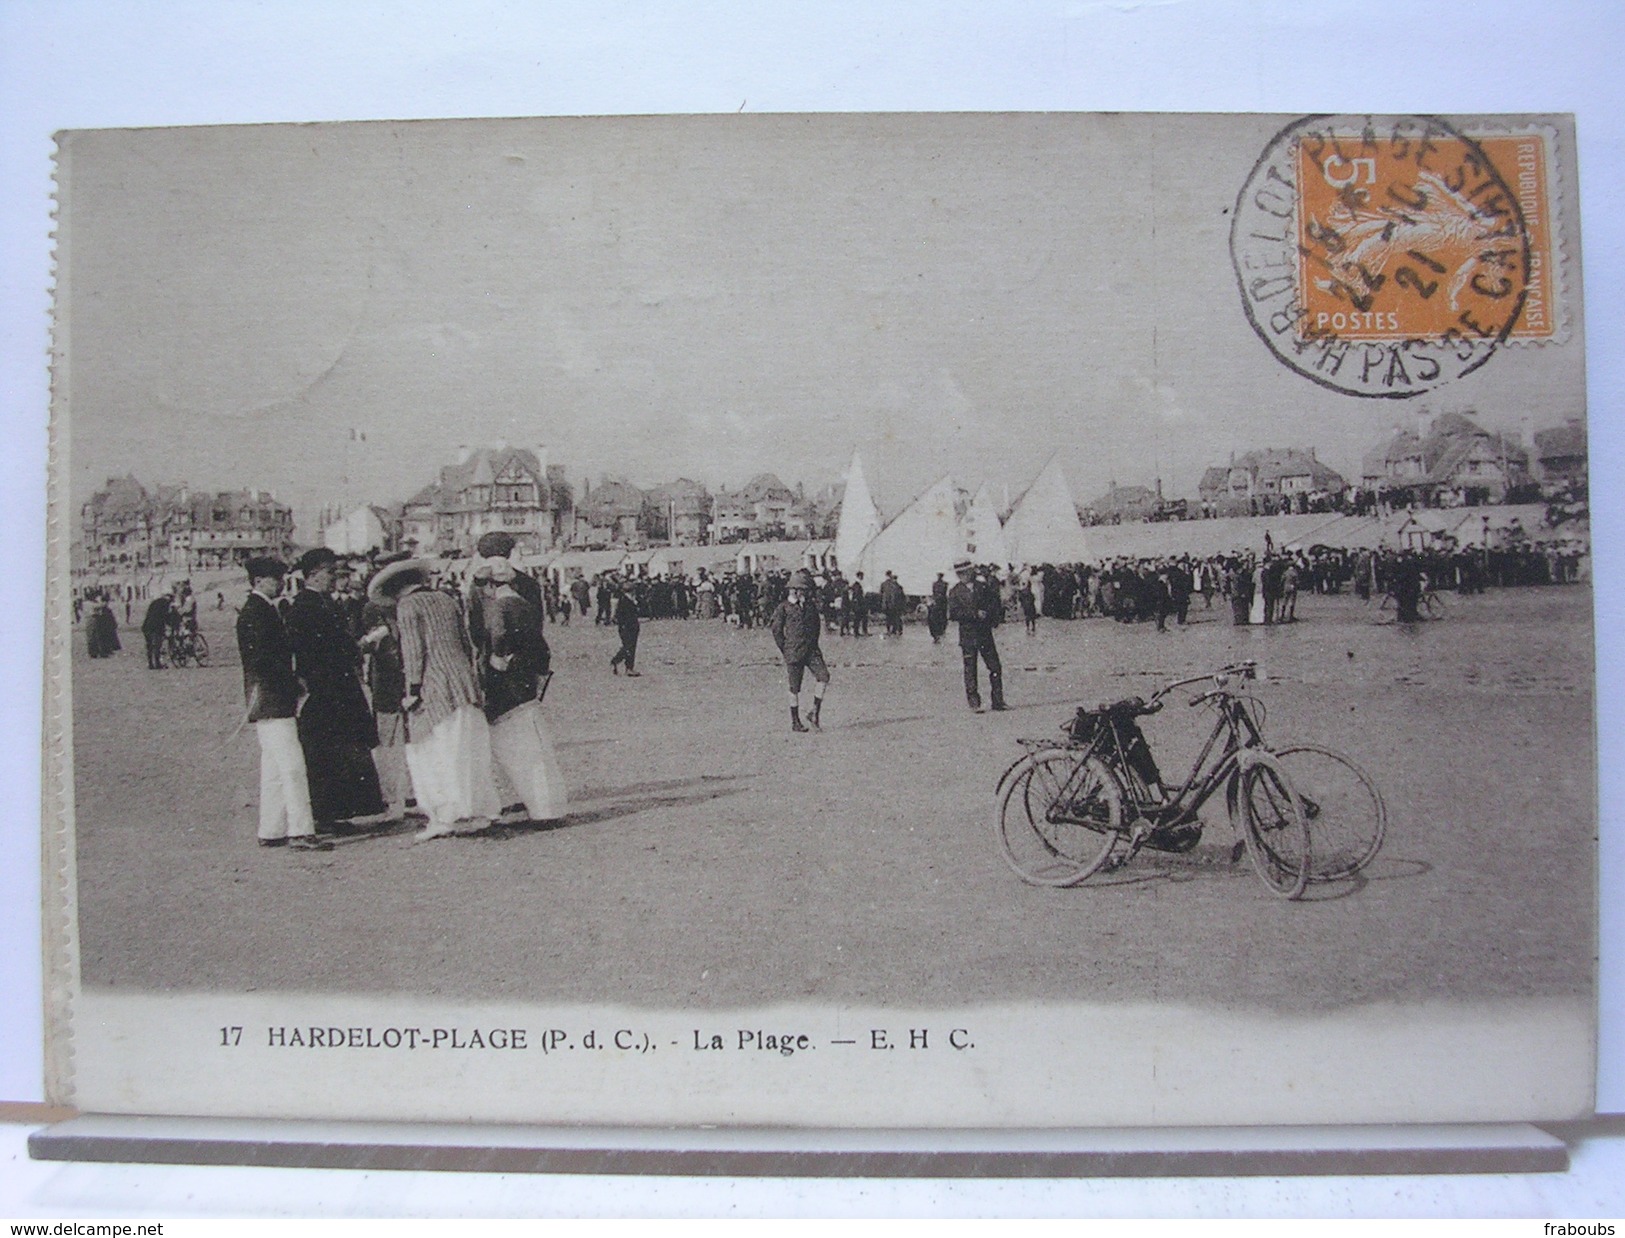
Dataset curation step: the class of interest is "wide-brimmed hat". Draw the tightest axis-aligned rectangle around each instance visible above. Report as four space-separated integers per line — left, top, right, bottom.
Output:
472 555 516 584
952 557 975 573
787 569 814 591
368 558 431 600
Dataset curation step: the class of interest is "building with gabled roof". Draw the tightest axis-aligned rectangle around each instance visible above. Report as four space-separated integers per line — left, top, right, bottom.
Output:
711 471 810 542
1200 447 1347 516
643 477 713 545
399 445 568 557
1533 419 1587 487
1361 413 1529 503
1086 481 1162 524
575 476 646 547
79 474 295 577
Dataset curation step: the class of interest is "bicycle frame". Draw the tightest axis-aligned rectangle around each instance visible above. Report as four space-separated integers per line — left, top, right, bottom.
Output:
1117 693 1265 829
1000 663 1269 832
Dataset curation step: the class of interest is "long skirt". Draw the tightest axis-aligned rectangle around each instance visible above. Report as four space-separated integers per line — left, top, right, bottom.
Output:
1248 591 1266 626
403 705 501 827
488 701 568 822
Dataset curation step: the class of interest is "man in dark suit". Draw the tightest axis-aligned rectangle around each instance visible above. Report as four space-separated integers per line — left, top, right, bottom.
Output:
948 559 1007 713
609 577 642 676
235 556 330 851
879 570 907 636
140 592 171 669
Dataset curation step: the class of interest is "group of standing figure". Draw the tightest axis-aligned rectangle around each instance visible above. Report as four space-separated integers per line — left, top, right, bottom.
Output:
764 557 1009 731
235 532 566 852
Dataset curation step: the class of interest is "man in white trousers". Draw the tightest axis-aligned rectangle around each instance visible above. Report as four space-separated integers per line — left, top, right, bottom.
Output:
234 556 331 852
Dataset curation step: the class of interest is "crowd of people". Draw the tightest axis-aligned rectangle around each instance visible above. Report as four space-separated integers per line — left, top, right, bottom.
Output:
233 532 567 852
78 512 1590 847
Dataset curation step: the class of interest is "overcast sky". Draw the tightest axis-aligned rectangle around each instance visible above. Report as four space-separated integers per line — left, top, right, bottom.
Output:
58 113 1586 537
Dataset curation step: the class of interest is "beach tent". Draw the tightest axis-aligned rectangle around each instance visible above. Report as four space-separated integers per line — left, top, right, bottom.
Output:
735 539 836 575
546 548 630 587
1001 457 1093 566
856 476 964 595
833 449 884 577
960 480 1011 568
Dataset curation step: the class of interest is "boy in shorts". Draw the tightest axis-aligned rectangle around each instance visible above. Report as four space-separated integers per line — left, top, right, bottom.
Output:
768 569 830 732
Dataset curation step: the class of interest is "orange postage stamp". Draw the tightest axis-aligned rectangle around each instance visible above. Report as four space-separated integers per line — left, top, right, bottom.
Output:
1295 125 1556 343
1232 114 1565 399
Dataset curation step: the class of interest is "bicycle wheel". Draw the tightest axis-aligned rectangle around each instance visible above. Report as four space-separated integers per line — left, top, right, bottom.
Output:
192 632 211 667
996 751 1125 887
1236 753 1311 900
168 637 191 667
1271 745 1385 880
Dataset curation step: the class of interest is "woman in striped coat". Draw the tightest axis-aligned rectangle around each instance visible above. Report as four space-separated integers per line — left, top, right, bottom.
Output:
372 560 500 839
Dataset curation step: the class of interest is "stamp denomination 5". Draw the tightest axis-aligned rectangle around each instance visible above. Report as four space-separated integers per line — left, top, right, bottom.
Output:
1232 114 1551 398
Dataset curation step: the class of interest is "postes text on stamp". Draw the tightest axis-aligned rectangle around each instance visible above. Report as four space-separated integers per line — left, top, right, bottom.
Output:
1232 114 1543 399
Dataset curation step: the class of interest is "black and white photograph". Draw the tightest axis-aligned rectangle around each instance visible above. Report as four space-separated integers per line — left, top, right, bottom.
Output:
43 109 1597 1129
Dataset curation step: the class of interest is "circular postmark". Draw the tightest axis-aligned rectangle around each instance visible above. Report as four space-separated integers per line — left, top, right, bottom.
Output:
1231 114 1531 399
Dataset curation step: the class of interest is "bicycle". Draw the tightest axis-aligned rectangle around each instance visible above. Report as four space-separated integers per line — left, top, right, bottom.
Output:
165 624 211 668
995 662 1385 898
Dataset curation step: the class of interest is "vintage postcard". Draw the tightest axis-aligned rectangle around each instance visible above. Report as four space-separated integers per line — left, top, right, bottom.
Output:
43 113 1595 1127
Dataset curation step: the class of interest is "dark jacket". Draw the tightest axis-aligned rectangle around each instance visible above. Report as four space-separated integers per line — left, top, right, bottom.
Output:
948 578 1000 649
286 588 380 749
613 590 641 633
141 596 172 637
236 591 300 721
768 597 822 663
879 576 906 614
479 590 551 722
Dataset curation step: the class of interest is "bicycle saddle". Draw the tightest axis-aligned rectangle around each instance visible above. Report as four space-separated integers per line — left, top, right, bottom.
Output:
1090 695 1151 716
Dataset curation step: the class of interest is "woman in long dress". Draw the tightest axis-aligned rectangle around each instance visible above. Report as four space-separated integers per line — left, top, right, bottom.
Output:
376 560 500 840
86 592 121 658
359 562 413 819
472 557 567 822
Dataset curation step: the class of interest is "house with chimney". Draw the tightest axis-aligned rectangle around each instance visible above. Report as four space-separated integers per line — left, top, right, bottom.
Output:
642 478 713 545
573 476 647 547
79 474 295 577
1361 413 1530 504
1533 419 1587 489
1198 448 1348 516
398 445 569 557
710 472 813 542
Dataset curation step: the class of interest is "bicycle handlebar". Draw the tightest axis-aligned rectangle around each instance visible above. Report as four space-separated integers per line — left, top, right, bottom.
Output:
1151 660 1257 705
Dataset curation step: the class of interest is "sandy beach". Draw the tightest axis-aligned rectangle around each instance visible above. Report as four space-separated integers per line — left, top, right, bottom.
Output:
71 585 1595 1015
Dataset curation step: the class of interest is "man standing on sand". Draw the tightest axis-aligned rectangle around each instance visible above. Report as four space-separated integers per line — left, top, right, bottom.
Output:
768 569 830 732
879 569 906 636
609 577 642 676
235 556 330 851
927 572 949 643
140 590 171 669
948 559 1007 713
848 573 869 636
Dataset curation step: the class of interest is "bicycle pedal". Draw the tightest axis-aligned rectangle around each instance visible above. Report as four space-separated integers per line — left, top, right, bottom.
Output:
1145 823 1203 854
